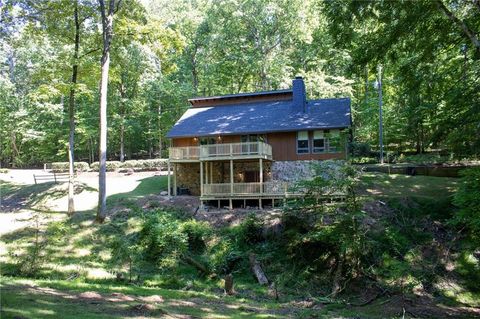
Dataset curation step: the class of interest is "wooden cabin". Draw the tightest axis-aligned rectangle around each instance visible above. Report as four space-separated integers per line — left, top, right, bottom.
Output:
166 77 352 209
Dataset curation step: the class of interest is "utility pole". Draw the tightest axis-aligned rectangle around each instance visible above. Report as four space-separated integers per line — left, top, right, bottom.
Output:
377 64 384 164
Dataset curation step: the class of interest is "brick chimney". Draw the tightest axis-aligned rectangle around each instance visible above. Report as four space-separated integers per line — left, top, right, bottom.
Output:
292 76 306 112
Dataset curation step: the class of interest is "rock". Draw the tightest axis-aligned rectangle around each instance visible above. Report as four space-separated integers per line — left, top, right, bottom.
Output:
125 168 134 175
160 191 168 196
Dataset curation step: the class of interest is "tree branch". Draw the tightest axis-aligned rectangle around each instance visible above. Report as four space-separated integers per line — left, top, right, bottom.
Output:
79 47 101 59
436 0 480 56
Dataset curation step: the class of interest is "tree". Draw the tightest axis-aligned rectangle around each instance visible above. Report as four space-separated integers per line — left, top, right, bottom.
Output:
97 0 121 223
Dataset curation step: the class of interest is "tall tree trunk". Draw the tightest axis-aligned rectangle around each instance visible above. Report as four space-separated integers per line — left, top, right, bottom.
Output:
119 83 126 162
97 0 118 223
119 121 125 162
68 0 80 216
158 103 162 158
191 49 199 93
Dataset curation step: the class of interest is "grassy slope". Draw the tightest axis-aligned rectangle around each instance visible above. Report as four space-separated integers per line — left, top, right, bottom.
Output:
360 172 459 199
1 173 479 318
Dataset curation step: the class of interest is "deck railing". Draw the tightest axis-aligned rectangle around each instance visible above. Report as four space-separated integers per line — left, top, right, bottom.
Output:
203 181 288 196
169 142 272 161
169 146 200 160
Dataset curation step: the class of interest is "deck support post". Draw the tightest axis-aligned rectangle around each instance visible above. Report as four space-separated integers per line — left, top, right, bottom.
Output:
205 161 209 184
210 162 213 184
229 160 233 210
244 199 246 208
218 200 220 209
167 160 171 197
200 161 203 197
272 199 275 208
259 158 263 209
173 163 177 196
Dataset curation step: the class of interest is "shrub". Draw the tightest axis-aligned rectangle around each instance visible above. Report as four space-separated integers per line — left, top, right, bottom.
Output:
90 159 168 172
90 161 122 171
237 214 264 245
350 157 377 164
0 168 8 173
181 220 212 253
349 141 371 157
453 168 480 244
51 161 89 172
138 211 188 269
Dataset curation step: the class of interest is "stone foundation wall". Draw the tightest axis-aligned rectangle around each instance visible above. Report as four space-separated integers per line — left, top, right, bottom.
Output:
175 163 201 195
271 160 345 183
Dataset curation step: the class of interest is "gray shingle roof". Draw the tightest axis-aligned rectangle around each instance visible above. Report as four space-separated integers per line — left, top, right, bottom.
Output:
167 97 351 138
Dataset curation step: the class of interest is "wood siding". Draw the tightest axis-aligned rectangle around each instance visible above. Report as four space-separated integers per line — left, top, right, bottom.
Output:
171 130 345 161
190 93 292 108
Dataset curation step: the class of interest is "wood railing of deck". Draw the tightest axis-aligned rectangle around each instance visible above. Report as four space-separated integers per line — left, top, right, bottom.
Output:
203 181 288 196
169 142 272 161
169 146 200 160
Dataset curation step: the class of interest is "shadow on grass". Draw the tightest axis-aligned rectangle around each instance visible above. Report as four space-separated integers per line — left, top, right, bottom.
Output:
106 175 168 205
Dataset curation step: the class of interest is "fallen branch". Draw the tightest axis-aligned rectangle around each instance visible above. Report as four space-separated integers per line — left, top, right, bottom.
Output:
249 253 269 285
182 255 215 277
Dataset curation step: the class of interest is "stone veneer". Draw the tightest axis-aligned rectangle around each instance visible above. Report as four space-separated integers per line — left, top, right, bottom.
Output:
271 160 345 183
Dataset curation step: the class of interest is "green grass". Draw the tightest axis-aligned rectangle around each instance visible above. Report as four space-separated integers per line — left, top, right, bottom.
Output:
0 277 324 319
2 172 479 318
107 175 167 206
359 172 458 200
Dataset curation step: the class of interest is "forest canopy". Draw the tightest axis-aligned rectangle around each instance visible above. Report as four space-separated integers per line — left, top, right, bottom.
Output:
0 0 479 167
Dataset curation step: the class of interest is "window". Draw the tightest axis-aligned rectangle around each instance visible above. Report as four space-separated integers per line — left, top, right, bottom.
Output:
297 131 309 154
328 130 341 153
241 134 265 143
200 137 215 145
313 130 325 153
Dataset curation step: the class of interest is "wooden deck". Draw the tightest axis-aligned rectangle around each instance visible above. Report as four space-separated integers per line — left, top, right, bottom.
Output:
169 142 272 162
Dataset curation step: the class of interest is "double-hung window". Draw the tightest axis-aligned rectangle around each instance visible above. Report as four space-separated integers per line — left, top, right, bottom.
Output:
297 131 309 154
313 130 325 153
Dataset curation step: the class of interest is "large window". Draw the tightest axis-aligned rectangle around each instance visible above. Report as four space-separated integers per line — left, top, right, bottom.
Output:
200 137 215 145
241 134 265 143
313 130 325 153
297 131 309 154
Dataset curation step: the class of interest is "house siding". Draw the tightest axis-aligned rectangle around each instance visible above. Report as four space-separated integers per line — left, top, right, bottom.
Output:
267 131 345 161
171 131 345 161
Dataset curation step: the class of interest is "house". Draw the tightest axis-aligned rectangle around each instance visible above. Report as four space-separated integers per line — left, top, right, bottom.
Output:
166 76 351 209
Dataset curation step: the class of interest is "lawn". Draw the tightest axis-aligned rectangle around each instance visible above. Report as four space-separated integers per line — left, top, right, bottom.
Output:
359 172 458 200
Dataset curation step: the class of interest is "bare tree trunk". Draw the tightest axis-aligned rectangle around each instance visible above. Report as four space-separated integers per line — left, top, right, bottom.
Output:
68 0 80 216
158 103 162 158
224 274 235 295
119 83 126 162
119 121 125 162
190 48 199 93
97 0 118 223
